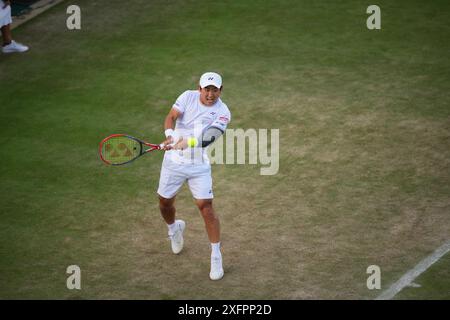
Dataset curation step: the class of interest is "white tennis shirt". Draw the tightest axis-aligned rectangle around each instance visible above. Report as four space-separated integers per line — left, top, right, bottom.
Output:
163 90 231 167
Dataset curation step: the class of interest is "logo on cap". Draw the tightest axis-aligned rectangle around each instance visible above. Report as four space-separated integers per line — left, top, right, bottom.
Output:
200 72 222 88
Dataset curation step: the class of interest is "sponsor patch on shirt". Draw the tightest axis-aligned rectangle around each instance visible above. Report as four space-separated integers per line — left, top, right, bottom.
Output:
219 116 229 123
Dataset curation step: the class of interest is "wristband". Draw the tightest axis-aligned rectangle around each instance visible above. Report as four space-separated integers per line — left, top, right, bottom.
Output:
165 129 174 138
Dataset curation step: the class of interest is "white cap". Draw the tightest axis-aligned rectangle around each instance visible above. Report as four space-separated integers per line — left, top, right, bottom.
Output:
199 72 222 89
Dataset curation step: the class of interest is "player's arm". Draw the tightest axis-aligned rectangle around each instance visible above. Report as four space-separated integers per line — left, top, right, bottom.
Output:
198 112 230 147
173 110 230 150
199 126 224 147
161 108 182 149
172 126 224 150
174 123 230 150
164 107 181 133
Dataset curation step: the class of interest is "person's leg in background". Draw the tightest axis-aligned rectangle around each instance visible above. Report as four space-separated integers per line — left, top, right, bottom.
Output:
1 24 12 45
1 1 29 53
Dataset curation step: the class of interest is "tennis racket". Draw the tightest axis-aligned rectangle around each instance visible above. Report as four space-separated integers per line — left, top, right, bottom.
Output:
99 134 163 165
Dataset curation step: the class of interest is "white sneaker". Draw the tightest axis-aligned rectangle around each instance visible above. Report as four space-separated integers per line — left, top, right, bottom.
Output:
210 255 224 280
168 220 185 254
2 40 29 53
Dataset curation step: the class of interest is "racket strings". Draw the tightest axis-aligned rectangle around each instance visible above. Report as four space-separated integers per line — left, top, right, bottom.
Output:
102 136 140 164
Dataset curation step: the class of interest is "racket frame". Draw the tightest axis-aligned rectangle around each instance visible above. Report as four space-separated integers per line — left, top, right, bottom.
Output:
99 134 162 165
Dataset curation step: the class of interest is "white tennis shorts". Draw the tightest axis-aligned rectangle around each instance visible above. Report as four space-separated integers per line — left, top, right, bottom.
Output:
0 1 12 28
157 162 213 200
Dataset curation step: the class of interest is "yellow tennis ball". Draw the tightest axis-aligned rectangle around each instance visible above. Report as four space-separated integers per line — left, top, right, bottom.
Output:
187 137 198 147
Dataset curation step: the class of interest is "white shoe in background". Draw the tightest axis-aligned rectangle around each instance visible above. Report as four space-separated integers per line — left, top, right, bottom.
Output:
2 40 29 53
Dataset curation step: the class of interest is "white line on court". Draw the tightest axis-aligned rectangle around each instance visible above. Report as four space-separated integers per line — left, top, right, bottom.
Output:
376 239 450 300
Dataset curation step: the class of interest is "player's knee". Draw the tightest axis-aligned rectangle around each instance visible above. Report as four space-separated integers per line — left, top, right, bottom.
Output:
196 199 212 211
197 201 216 220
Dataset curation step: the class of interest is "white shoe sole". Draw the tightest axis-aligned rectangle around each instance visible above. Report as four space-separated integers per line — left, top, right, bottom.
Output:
2 46 29 54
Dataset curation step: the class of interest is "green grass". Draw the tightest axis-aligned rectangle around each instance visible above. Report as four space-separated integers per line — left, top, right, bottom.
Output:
394 253 450 299
0 0 449 299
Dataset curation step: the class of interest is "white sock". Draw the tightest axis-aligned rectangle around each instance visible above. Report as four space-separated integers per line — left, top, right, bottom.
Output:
211 242 221 258
168 222 176 234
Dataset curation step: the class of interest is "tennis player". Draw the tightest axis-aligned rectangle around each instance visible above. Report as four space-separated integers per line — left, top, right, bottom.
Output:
158 72 231 280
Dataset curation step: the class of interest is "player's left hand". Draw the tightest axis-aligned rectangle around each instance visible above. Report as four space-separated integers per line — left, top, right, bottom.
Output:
161 136 183 150
171 137 188 150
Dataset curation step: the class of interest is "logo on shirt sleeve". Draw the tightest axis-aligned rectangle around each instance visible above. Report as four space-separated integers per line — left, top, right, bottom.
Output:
219 116 229 123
